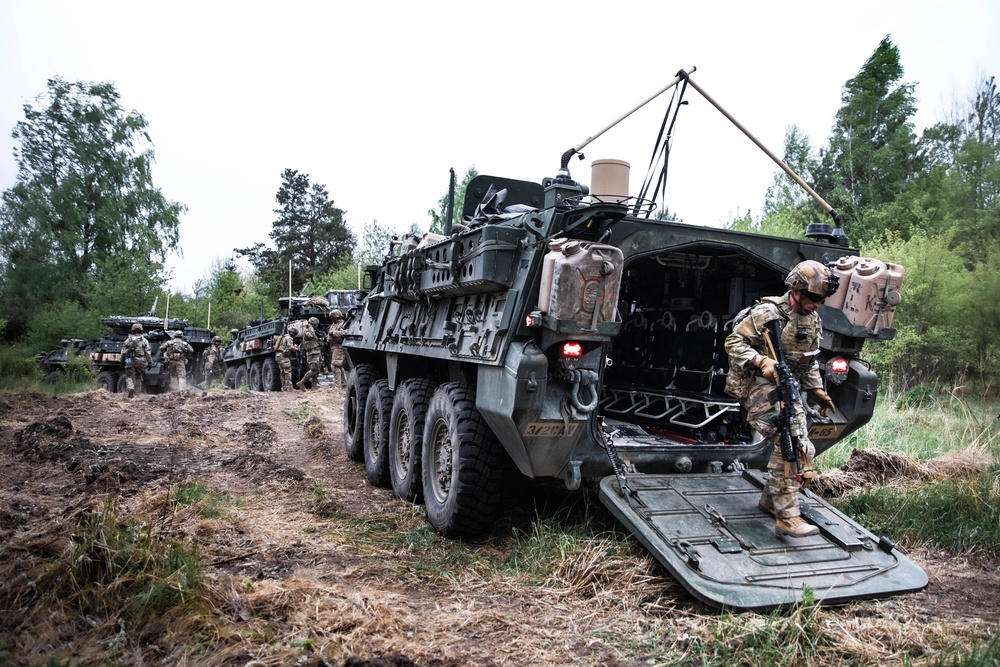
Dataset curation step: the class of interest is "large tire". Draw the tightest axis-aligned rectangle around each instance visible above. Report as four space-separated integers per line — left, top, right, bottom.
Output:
261 358 280 391
249 361 263 391
117 374 128 393
223 366 237 389
96 371 119 393
389 378 435 502
46 371 62 384
234 365 249 389
421 382 504 538
364 379 395 487
344 364 380 462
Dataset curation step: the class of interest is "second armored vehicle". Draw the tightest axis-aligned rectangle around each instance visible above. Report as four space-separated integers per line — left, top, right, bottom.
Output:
222 289 361 390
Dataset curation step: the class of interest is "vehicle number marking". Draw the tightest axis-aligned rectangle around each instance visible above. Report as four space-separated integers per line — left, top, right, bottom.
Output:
809 423 845 440
523 422 579 437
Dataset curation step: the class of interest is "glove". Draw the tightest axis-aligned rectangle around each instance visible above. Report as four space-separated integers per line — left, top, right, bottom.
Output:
758 357 778 383
811 388 836 415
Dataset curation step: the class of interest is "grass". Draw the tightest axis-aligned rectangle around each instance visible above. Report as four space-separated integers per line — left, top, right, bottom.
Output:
910 632 1000 667
171 482 242 519
37 498 209 622
818 387 1000 554
824 386 1000 468
836 465 1000 552
283 404 318 423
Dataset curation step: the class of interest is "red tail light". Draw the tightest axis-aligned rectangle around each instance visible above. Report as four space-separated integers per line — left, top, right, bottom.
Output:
562 341 583 358
826 357 850 385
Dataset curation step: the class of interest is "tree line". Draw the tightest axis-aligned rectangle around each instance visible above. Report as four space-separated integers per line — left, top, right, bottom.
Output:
730 36 999 391
1 36 996 391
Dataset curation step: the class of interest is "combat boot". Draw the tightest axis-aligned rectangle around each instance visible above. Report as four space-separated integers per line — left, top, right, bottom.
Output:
128 388 134 399
295 379 306 390
776 515 819 538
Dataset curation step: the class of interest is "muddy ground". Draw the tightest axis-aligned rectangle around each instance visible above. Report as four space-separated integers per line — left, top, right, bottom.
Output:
0 386 997 666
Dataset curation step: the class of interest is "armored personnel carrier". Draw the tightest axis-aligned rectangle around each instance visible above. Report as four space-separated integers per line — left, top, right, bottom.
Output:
340 68 925 610
38 304 217 392
222 289 361 390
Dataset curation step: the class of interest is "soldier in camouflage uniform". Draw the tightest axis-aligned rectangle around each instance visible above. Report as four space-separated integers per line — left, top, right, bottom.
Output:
724 260 838 538
120 323 152 399
275 328 296 391
160 330 194 391
295 317 323 390
201 336 226 389
327 309 347 389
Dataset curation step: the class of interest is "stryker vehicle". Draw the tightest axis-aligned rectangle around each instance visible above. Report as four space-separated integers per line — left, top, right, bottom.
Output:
222 289 361 390
339 68 926 610
37 303 218 393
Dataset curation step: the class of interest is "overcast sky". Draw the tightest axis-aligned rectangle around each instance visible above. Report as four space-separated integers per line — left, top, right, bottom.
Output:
2 1 998 293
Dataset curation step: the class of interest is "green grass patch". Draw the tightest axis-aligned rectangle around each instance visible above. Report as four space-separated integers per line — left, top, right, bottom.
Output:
823 388 999 468
38 498 208 622
592 591 839 667
283 405 317 423
911 632 1000 667
833 466 1000 552
171 482 242 519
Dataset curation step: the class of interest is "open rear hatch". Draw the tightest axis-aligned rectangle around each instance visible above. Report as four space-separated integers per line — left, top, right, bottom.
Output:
599 469 927 611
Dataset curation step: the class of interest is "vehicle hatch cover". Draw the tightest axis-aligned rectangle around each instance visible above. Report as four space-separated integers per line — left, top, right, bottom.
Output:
599 469 927 611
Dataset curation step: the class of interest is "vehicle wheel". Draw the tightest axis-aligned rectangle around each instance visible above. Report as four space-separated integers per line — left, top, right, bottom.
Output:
364 379 394 487
249 361 263 391
389 378 435 502
344 363 379 462
421 382 504 538
46 371 62 384
96 371 119 392
261 358 280 391
117 374 128 393
223 366 237 389
234 365 249 389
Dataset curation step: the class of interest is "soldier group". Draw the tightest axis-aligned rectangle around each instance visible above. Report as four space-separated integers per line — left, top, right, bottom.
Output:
119 309 348 398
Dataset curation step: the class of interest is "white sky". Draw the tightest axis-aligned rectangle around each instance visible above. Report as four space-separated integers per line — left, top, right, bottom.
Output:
2 1 998 293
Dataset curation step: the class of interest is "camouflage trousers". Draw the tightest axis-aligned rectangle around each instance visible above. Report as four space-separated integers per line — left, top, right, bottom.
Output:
330 346 346 388
746 377 816 519
124 362 146 395
277 355 293 391
166 359 187 391
299 357 321 388
204 363 225 388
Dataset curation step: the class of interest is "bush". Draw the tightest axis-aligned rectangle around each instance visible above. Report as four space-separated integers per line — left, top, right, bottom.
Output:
0 344 42 380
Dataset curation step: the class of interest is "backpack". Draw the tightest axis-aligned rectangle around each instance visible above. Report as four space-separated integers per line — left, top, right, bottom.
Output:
124 335 145 358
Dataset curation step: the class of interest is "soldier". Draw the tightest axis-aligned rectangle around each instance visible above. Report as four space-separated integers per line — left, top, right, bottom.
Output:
295 317 323 390
201 335 226 389
275 327 296 391
327 309 347 389
724 260 838 538
120 323 152 399
160 330 194 391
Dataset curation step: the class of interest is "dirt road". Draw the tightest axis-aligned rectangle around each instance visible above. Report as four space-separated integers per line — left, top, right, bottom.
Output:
0 388 996 666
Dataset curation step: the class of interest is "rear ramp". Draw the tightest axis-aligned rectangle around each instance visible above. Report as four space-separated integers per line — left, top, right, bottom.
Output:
599 469 928 611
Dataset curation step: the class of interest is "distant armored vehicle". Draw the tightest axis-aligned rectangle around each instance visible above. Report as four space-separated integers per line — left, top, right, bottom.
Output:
222 289 361 390
337 68 925 610
37 304 217 393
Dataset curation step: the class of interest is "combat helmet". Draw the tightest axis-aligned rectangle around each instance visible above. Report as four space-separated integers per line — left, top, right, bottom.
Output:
212 336 222 344
784 260 839 298
131 323 143 333
173 330 184 338
308 317 319 327
331 309 344 320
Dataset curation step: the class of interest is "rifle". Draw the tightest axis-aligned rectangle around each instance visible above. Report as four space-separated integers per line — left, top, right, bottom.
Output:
762 318 816 486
